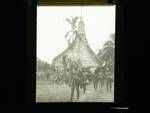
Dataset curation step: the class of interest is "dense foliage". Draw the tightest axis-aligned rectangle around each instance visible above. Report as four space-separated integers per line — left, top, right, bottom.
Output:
97 34 115 76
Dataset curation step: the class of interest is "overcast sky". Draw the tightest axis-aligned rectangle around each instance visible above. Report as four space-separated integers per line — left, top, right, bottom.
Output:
37 6 115 64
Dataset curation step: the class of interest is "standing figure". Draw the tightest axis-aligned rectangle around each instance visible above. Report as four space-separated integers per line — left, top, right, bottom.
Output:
46 72 50 81
70 62 80 102
98 72 103 88
106 72 113 92
93 75 99 90
93 68 99 90
79 68 87 93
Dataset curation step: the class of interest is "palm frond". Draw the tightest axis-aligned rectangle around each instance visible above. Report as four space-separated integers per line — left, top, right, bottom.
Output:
72 30 77 37
65 18 72 25
69 31 76 41
104 40 114 47
64 30 73 38
72 17 79 24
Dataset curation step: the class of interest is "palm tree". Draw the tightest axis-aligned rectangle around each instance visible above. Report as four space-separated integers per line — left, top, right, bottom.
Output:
65 16 79 46
97 34 115 74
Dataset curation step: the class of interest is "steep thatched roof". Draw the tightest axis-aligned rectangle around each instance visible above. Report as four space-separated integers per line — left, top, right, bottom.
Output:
52 18 101 68
52 33 101 68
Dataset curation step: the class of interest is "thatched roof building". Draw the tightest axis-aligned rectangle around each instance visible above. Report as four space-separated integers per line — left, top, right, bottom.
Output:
52 18 101 69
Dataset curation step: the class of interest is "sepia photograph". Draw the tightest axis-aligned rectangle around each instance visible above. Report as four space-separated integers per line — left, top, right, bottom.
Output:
36 5 115 102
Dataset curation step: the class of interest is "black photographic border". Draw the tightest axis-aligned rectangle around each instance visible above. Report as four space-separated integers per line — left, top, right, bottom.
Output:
26 0 130 112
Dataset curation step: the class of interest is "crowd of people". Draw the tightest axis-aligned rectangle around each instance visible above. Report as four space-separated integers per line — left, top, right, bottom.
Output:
45 56 114 102
36 55 113 101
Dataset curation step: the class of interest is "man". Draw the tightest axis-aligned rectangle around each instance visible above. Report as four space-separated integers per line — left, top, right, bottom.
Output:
106 72 113 93
46 72 50 81
98 72 103 88
70 62 80 101
93 68 99 90
79 68 87 93
99 67 105 88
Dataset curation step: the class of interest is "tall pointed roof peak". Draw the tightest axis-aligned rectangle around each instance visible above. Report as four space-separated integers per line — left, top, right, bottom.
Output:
77 16 85 34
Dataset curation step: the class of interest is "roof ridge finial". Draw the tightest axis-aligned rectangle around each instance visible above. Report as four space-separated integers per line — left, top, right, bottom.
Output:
77 16 85 34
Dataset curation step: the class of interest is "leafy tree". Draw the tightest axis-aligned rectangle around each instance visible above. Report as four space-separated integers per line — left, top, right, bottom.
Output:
97 34 115 75
36 57 51 72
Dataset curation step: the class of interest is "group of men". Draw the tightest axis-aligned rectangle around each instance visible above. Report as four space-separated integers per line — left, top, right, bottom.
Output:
93 67 114 92
51 56 114 101
69 64 91 101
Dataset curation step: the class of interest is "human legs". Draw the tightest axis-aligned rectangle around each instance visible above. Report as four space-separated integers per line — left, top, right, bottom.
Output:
70 81 75 101
76 84 80 100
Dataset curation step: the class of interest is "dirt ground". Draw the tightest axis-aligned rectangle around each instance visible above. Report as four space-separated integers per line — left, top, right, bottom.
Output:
36 80 114 102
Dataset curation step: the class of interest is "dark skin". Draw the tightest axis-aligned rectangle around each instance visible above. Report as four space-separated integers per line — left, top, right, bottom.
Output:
70 67 81 102
70 61 81 102
79 69 87 93
98 73 105 88
93 75 99 90
106 75 113 92
93 69 99 90
70 78 80 101
46 73 50 80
